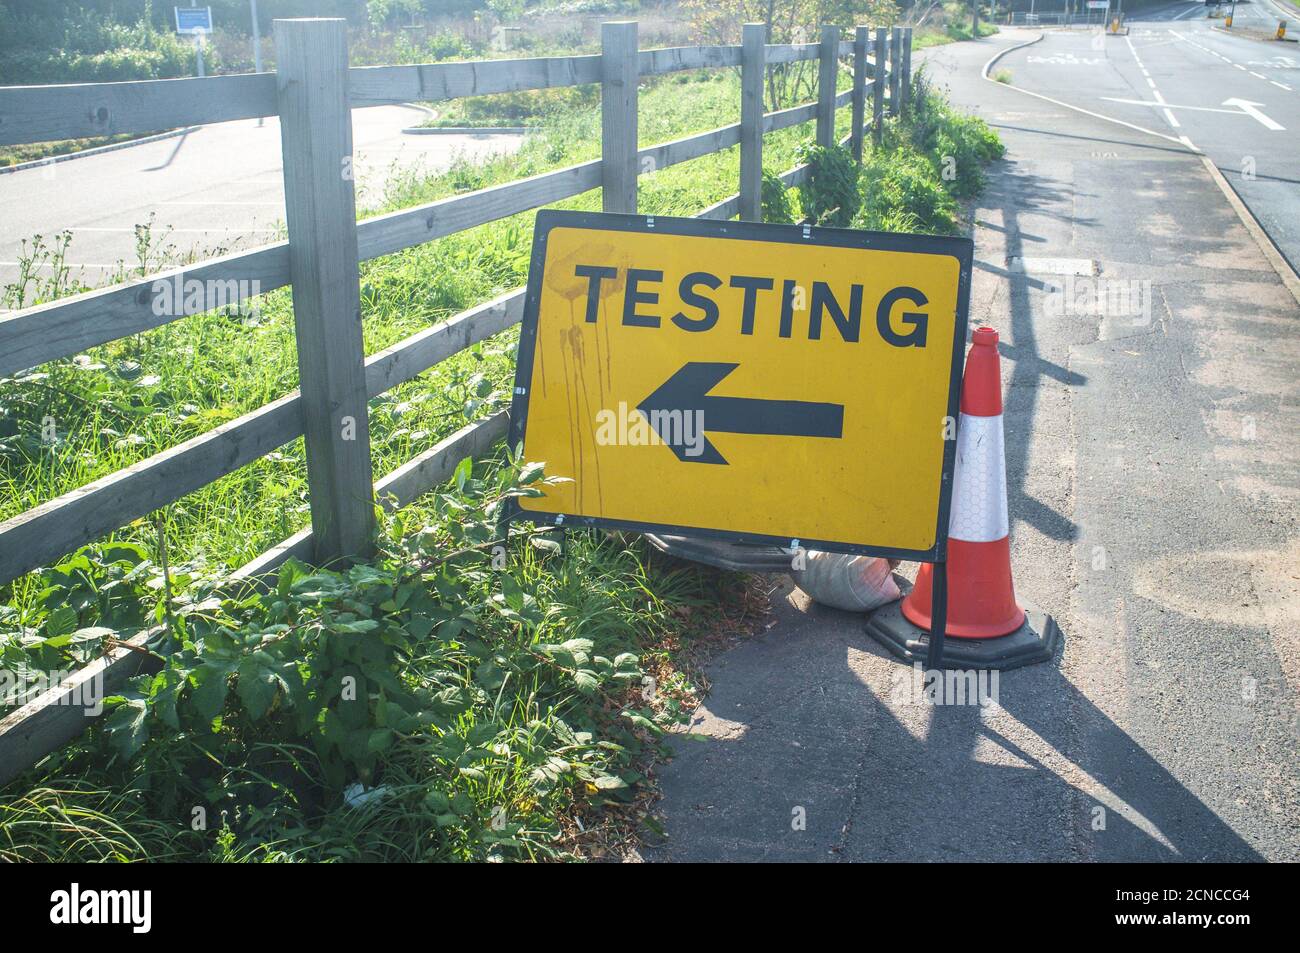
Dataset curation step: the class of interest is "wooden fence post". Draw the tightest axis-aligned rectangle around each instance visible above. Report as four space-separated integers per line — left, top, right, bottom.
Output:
739 22 765 221
889 26 901 117
851 25 867 161
816 24 839 149
274 18 374 564
601 20 638 213
902 27 913 115
873 26 885 147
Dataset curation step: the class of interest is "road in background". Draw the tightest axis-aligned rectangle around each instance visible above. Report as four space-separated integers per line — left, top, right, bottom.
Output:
1000 9 1300 270
0 105 524 291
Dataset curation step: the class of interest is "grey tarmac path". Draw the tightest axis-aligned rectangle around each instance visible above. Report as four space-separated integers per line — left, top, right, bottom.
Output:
637 29 1299 863
0 104 524 291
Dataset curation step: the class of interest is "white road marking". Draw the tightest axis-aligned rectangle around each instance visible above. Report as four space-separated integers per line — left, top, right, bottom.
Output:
1150 87 1180 128
1102 96 1258 115
1167 25 1292 98
1222 97 1286 131
1009 257 1098 276
1178 134 1198 150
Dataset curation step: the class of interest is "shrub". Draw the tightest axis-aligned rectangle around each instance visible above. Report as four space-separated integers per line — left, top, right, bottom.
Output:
761 171 796 224
0 14 202 84
795 141 861 228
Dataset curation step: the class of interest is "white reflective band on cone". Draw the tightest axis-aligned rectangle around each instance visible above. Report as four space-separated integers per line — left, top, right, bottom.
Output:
948 413 1009 543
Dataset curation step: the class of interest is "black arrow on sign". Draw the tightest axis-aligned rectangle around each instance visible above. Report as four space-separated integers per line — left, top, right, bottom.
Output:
636 362 844 465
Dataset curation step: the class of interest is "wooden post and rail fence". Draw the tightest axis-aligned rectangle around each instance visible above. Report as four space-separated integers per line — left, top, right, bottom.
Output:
0 18 913 784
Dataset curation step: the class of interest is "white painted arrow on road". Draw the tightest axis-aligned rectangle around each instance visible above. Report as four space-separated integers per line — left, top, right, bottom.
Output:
1222 98 1285 131
1099 97 1287 131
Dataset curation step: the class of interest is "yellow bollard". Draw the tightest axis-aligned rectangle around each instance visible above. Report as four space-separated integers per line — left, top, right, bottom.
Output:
1278 20 1287 40
1226 14 1232 27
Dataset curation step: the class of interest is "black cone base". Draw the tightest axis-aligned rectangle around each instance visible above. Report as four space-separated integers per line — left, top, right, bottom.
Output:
865 599 1061 671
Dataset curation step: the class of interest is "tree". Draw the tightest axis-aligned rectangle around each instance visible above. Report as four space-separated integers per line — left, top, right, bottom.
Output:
683 0 901 108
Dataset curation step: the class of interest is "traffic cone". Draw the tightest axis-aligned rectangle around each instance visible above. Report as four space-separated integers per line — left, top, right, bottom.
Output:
903 326 1024 638
865 326 1061 670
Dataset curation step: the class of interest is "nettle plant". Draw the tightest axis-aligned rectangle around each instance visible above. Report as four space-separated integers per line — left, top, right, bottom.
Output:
116 453 638 760
6 454 667 856
796 141 863 228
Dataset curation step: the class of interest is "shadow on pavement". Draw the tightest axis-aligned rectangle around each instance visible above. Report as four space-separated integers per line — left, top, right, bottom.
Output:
643 584 1264 862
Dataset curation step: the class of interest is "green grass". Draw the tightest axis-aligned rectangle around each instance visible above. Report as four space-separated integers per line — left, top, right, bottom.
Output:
0 53 1003 862
913 3 1001 50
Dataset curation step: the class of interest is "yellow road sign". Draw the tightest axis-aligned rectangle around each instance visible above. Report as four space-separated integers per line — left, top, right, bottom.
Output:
507 211 972 560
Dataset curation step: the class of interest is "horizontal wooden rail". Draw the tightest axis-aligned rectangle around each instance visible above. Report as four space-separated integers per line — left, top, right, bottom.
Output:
764 101 818 133
778 161 814 189
0 408 510 788
0 243 290 379
233 410 511 581
765 43 823 64
639 45 742 74
639 122 741 174
0 72 278 147
362 289 523 398
0 394 304 585
347 54 601 106
374 411 510 516
357 160 601 261
0 622 162 787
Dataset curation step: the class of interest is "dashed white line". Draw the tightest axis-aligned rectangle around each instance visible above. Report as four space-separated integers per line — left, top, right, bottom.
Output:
1167 26 1292 97
1149 87 1180 128
1126 33 1181 132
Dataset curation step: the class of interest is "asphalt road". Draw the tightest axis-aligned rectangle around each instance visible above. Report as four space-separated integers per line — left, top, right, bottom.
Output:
0 105 524 291
1002 3 1300 270
642 29 1298 862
